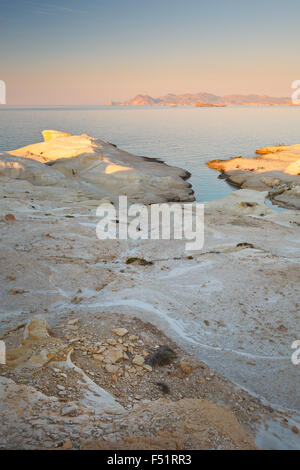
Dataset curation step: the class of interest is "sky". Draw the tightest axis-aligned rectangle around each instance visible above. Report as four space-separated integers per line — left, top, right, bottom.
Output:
1 0 300 104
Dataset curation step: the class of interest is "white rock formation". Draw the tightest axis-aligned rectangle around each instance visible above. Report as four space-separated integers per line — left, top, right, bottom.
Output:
207 143 300 209
1 132 300 449
3 130 194 204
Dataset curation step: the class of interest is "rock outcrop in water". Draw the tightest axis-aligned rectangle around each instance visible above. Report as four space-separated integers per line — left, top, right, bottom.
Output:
207 143 300 209
2 130 194 205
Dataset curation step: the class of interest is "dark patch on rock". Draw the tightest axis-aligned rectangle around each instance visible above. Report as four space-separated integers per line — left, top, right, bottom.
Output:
236 243 254 249
146 346 177 367
155 382 170 394
126 257 153 266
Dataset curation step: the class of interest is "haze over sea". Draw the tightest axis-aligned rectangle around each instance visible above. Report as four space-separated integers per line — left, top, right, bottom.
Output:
1 105 299 202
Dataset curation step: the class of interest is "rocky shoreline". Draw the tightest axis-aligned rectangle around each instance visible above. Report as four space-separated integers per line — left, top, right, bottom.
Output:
1 132 300 449
207 143 300 210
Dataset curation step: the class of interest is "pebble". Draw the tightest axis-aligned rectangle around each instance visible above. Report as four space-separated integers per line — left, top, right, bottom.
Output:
61 405 78 416
112 328 128 337
291 426 299 434
132 355 145 367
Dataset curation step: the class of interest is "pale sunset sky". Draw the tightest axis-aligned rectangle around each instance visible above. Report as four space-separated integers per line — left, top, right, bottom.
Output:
1 0 300 104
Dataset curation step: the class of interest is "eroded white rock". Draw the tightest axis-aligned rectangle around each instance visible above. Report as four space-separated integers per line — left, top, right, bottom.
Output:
3 131 194 204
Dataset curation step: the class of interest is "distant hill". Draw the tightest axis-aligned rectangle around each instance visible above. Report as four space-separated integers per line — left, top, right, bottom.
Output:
108 92 292 106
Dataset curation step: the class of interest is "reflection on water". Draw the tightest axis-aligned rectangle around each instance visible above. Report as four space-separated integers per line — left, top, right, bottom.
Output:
1 105 300 202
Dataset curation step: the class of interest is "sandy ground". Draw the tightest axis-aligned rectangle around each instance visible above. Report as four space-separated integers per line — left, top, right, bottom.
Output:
0 132 300 449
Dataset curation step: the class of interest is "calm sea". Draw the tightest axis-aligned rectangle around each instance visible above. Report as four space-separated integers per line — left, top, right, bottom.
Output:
1 105 299 202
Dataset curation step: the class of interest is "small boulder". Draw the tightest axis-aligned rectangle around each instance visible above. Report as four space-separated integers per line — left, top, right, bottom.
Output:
132 355 145 367
61 405 78 416
112 328 128 337
180 361 192 375
105 364 119 374
105 347 124 364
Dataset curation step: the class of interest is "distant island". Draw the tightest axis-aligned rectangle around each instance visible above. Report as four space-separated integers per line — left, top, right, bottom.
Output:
108 92 297 106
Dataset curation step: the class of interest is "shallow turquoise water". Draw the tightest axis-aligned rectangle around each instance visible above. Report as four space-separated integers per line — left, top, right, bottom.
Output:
1 105 299 202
